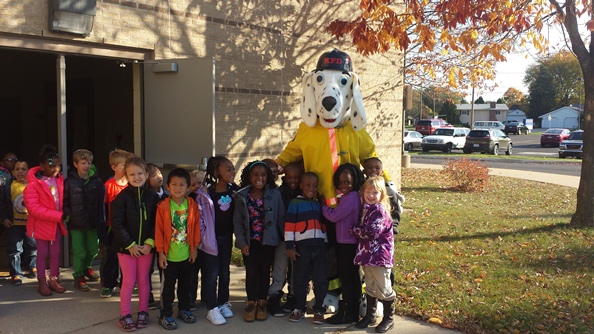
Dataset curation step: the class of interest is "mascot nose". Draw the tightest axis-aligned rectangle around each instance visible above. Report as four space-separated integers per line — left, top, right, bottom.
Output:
322 96 337 111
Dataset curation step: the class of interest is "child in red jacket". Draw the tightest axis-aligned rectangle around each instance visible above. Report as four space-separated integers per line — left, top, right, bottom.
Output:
24 144 67 296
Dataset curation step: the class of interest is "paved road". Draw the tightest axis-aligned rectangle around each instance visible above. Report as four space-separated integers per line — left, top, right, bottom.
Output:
411 128 580 158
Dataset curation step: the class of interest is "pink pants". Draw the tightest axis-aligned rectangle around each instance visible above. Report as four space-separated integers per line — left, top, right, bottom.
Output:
35 227 62 279
118 252 152 316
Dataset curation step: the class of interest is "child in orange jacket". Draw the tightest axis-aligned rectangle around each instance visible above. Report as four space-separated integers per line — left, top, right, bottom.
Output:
155 168 201 330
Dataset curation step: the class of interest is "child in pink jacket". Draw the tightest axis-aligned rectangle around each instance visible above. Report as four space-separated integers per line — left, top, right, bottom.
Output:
24 144 67 296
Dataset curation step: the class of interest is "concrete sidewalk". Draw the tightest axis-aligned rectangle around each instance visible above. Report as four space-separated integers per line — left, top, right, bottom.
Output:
0 264 457 334
2 164 575 334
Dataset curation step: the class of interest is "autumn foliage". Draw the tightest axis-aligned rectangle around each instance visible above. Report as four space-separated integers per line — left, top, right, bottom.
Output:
326 0 549 90
440 158 489 192
329 0 594 226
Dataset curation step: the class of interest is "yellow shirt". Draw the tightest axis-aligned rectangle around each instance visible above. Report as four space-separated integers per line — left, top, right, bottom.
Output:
11 181 28 225
277 121 390 206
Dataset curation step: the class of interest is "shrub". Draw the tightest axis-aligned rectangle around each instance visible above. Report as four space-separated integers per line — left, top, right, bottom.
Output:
440 158 489 191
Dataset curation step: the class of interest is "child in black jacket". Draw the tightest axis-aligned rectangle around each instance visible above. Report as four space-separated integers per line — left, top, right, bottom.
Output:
63 149 106 292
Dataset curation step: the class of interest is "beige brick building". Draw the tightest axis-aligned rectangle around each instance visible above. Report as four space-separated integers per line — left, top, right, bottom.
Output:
0 0 403 181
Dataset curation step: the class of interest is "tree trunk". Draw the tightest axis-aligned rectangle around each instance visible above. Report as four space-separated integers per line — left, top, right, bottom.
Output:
570 68 594 227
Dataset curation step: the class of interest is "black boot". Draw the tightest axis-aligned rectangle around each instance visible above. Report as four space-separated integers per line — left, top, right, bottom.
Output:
355 295 377 329
326 300 347 324
345 300 360 323
375 300 395 333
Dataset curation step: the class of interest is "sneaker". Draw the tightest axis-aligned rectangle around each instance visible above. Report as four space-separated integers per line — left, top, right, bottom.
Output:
84 268 100 281
281 295 296 313
136 311 149 328
132 286 139 297
219 302 233 318
312 311 325 324
177 310 196 324
189 301 196 311
100 287 113 298
11 276 23 286
148 301 159 310
159 316 178 330
74 277 91 292
267 297 284 317
118 314 137 332
206 307 226 325
288 309 305 322
24 268 37 279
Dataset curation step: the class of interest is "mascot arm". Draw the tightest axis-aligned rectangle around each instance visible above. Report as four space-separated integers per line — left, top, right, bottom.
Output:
277 124 305 167
358 128 392 183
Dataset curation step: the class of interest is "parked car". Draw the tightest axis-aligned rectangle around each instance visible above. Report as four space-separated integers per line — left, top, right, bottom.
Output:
421 127 470 153
403 130 423 151
415 118 453 136
472 120 505 131
504 121 529 135
558 130 584 159
463 129 512 155
540 128 571 147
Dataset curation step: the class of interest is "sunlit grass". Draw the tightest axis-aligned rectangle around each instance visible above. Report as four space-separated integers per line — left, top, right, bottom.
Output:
396 169 594 333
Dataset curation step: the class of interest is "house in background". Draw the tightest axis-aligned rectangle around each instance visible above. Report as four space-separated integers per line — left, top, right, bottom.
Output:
456 102 509 125
539 106 579 129
507 108 527 122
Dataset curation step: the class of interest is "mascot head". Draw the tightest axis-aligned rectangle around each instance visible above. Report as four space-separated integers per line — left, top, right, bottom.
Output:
300 49 367 130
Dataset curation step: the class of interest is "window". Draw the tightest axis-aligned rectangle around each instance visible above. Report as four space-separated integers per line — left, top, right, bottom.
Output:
495 110 501 115
460 110 469 116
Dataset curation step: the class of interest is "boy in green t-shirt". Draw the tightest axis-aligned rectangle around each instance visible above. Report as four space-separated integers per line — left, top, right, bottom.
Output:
155 168 201 330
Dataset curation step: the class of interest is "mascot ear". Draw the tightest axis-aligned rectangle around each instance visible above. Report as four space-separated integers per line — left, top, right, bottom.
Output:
350 73 367 130
300 71 318 127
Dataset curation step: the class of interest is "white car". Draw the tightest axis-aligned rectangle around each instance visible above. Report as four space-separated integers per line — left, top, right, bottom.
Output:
422 127 470 153
403 130 423 151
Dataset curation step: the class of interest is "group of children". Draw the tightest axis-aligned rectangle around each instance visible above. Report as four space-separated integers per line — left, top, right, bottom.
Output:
0 145 402 333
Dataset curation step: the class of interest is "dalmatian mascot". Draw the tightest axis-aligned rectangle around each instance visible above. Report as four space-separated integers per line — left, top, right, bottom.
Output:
277 49 395 206
277 49 398 319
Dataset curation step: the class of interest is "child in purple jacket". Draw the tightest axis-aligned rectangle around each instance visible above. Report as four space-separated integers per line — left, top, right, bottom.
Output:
349 176 395 333
322 163 365 324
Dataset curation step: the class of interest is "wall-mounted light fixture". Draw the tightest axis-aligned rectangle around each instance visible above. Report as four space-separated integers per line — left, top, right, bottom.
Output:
116 60 178 73
49 0 97 36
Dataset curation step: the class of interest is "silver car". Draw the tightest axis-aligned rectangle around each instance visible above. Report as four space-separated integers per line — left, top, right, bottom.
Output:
403 130 423 151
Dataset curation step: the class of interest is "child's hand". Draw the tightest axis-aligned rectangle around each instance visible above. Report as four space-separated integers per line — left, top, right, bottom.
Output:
287 248 299 261
129 244 143 257
140 244 152 255
241 245 250 256
158 252 168 269
189 249 198 263
2 219 13 228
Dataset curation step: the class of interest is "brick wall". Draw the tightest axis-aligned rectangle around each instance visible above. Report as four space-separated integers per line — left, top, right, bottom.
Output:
0 0 403 184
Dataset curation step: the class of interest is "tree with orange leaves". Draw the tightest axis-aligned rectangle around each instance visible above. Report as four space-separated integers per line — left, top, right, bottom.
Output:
328 0 594 226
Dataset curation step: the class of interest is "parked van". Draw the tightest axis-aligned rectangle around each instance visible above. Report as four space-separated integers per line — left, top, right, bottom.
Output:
472 121 505 131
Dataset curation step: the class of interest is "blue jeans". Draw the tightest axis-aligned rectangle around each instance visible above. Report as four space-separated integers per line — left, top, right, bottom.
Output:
7 225 36 277
201 234 232 309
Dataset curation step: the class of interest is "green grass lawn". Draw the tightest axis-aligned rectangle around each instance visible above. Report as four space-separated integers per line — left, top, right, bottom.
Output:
396 168 594 333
